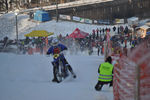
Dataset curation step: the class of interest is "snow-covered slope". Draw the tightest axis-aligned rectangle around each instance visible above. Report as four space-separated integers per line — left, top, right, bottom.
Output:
0 12 116 40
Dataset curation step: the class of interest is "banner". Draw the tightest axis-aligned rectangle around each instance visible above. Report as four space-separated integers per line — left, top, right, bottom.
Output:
59 14 71 20
94 20 98 24
98 20 110 25
115 19 124 24
66 15 71 20
73 16 81 22
80 18 85 23
84 18 92 24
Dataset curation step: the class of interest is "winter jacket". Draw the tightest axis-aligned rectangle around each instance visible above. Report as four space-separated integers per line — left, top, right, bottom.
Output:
47 43 68 67
47 43 67 55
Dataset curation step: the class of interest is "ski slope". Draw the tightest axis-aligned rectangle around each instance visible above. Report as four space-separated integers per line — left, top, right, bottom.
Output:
0 12 119 40
0 53 113 100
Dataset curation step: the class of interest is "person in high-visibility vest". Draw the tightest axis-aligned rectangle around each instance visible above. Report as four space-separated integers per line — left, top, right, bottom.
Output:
95 56 113 91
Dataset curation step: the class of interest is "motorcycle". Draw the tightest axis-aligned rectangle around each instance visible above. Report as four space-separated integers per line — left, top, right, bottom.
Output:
52 53 69 83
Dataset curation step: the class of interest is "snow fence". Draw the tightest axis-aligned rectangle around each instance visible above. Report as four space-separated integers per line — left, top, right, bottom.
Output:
112 41 150 100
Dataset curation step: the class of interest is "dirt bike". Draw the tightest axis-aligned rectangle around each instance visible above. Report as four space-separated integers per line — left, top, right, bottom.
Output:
52 53 69 83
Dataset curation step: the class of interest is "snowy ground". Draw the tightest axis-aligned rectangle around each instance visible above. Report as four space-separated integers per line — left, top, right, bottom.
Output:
0 53 113 100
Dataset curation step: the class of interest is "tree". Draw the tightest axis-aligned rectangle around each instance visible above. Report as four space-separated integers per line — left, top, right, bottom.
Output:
0 0 9 12
5 0 8 12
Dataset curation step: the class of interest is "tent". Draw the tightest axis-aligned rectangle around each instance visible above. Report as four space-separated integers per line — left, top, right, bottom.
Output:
136 25 150 38
67 28 89 38
127 17 139 26
24 30 54 37
34 10 51 22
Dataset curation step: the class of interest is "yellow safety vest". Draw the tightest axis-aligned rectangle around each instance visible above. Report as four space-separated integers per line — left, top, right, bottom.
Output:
98 62 113 82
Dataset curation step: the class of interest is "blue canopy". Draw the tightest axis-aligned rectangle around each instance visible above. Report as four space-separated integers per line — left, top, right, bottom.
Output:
147 31 150 35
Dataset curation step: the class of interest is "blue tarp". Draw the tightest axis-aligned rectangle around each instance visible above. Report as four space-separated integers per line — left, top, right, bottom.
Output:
34 10 51 22
147 31 150 35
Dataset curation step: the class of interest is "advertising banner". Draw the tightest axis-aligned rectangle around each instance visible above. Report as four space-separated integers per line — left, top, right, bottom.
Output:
98 20 110 25
73 16 81 22
84 18 92 24
80 18 85 23
94 20 98 24
115 19 124 24
59 14 71 20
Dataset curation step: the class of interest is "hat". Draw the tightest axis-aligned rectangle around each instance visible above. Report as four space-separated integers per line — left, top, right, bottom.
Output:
105 56 112 64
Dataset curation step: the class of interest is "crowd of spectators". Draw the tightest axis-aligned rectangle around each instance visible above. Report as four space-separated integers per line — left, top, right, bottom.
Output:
1 25 149 56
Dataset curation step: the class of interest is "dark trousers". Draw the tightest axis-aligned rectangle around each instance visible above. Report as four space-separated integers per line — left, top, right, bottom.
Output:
95 81 113 91
52 62 59 80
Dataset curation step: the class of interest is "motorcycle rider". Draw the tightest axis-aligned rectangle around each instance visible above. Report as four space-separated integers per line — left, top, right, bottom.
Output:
47 38 76 83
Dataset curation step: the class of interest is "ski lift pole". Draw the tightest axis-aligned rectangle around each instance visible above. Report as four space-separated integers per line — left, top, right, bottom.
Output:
15 12 19 53
134 64 140 100
15 13 18 42
56 0 59 22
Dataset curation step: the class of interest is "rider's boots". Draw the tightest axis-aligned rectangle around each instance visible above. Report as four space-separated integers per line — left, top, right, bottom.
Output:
52 78 57 82
66 64 76 78
72 73 77 78
52 62 60 83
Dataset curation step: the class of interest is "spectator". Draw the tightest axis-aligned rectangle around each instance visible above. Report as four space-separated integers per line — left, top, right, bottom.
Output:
95 56 113 91
113 26 116 32
102 28 105 34
97 47 100 56
124 26 129 34
117 27 120 34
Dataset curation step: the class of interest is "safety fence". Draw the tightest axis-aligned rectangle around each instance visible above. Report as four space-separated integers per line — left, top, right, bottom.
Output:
111 40 150 100
26 46 48 55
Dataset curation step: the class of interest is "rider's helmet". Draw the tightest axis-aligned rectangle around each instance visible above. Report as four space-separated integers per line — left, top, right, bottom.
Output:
52 38 59 46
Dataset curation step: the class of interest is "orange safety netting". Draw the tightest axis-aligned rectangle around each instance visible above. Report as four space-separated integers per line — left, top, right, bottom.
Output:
113 42 150 100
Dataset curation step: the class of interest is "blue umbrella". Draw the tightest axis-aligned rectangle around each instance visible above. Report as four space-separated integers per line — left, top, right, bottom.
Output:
147 31 150 35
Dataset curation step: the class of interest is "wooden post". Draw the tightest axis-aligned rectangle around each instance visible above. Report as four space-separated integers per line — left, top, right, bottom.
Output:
134 65 140 100
104 41 108 61
56 0 59 22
